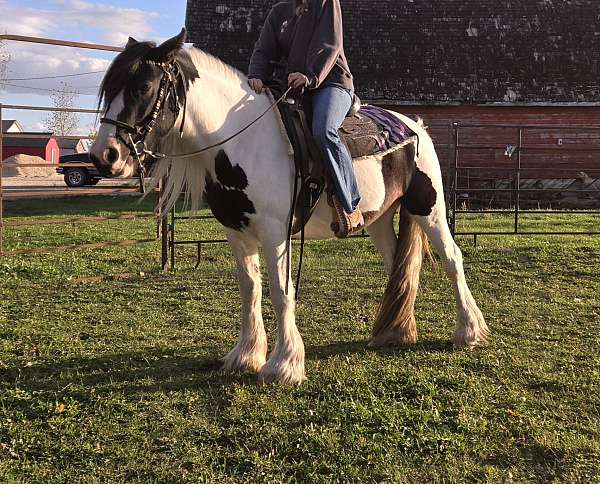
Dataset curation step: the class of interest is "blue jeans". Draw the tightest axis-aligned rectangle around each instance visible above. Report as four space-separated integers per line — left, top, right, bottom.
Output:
311 86 361 214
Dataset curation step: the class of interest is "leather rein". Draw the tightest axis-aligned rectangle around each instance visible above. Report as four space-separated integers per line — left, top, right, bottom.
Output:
100 59 292 192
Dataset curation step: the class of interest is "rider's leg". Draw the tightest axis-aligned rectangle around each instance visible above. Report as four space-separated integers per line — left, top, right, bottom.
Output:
311 86 361 218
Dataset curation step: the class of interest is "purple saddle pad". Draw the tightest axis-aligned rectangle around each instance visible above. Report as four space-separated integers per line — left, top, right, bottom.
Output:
357 105 416 152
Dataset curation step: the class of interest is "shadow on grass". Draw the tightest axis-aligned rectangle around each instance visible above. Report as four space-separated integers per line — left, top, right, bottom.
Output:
0 349 236 404
306 338 453 360
0 338 454 416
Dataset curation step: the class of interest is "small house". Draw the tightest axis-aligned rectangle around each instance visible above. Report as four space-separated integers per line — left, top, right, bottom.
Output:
1 120 23 133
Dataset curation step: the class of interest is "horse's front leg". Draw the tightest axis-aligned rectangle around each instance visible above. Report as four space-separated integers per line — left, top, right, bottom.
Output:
222 230 268 373
259 223 306 384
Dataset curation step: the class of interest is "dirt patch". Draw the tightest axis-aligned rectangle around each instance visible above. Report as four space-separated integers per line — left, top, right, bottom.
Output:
2 154 57 177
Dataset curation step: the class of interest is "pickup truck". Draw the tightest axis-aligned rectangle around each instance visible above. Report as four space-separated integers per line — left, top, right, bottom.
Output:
56 153 102 187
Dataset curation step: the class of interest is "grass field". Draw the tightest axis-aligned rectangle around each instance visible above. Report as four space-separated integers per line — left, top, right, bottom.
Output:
1 196 599 482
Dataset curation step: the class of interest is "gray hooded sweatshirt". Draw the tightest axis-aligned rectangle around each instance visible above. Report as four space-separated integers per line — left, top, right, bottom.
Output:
248 0 354 91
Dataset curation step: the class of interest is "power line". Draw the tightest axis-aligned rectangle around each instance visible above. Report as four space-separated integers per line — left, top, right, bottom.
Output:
5 70 106 81
0 81 99 93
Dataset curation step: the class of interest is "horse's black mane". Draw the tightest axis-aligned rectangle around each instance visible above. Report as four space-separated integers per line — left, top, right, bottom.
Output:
98 41 156 110
98 40 200 112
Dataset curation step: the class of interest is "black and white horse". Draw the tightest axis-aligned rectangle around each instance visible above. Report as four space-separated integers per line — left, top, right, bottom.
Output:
90 30 488 384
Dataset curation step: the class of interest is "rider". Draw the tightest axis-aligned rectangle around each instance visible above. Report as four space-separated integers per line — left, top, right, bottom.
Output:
248 0 363 235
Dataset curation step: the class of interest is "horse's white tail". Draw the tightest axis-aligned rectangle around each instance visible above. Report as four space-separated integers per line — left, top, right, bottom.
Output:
370 207 429 347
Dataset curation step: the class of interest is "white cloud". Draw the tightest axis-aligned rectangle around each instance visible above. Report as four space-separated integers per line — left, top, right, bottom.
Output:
24 121 47 132
0 0 160 45
0 1 55 36
2 43 111 96
0 0 162 97
52 0 160 45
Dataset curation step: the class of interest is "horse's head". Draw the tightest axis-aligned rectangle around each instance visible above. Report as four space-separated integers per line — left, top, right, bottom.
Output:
90 28 189 177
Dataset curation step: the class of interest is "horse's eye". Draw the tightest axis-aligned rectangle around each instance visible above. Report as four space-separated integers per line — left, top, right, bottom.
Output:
140 83 152 94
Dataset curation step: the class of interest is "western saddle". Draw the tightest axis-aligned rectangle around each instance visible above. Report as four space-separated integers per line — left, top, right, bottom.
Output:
267 77 391 238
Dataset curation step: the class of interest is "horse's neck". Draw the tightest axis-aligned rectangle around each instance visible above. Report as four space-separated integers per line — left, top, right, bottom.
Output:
187 75 247 139
154 51 293 213
173 58 281 161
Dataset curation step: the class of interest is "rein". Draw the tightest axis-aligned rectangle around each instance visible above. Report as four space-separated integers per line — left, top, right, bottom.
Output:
101 61 292 162
100 62 306 297
145 86 293 160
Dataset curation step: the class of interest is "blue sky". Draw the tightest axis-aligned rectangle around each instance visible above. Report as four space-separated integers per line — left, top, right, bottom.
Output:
0 0 188 133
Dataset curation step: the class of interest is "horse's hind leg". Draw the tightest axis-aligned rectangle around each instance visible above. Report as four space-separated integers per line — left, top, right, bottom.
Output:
370 207 424 347
367 204 399 276
258 223 306 384
222 230 268 373
414 204 489 348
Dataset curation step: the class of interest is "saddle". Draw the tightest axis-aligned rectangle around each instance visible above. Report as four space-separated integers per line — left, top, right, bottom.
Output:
266 78 415 238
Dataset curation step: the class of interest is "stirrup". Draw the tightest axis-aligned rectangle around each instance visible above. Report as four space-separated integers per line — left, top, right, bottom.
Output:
329 194 363 238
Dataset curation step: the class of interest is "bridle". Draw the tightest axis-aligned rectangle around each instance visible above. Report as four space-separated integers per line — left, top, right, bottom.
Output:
100 57 292 193
100 59 188 192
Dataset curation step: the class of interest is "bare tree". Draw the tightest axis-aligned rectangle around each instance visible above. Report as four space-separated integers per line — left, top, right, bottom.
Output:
0 40 10 84
43 82 80 136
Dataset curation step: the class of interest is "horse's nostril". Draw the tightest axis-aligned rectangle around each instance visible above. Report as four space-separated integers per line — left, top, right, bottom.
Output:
104 147 119 164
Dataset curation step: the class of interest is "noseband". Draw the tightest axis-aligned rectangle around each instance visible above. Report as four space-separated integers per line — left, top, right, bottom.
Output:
100 59 187 192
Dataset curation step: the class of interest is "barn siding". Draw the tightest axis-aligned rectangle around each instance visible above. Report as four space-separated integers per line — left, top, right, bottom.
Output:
3 139 60 163
386 105 600 180
45 138 60 164
2 147 47 160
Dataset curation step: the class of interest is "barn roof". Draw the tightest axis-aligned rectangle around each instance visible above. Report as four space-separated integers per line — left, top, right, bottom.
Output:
56 137 79 150
2 134 55 148
185 0 600 104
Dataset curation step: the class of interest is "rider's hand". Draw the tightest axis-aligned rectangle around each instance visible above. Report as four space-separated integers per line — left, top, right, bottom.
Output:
248 78 265 94
288 72 309 89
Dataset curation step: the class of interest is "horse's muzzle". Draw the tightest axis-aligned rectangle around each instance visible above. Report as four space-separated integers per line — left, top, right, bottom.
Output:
89 152 113 177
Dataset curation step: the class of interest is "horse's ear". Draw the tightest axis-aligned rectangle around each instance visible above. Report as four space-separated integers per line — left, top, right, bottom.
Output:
125 37 138 49
153 28 187 61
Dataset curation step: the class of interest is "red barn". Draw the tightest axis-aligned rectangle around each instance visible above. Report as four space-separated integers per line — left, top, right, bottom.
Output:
2 133 60 163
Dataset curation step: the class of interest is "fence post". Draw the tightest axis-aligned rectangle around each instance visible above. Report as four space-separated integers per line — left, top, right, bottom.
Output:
515 128 523 234
158 177 169 271
450 122 459 237
444 122 453 209
0 103 4 257
170 206 176 269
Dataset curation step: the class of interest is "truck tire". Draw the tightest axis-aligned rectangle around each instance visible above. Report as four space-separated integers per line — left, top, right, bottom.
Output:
64 168 89 187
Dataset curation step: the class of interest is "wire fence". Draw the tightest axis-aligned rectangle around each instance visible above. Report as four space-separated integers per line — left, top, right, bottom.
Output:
2 34 599 274
0 102 165 261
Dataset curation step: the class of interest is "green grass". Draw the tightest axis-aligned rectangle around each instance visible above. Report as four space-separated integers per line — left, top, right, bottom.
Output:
1 197 599 482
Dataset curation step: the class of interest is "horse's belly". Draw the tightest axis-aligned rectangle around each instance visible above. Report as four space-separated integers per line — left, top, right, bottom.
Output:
353 155 386 212
298 197 335 240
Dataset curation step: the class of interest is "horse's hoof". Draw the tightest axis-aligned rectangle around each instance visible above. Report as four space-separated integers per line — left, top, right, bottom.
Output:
369 325 418 348
258 360 306 385
222 348 266 374
453 323 490 349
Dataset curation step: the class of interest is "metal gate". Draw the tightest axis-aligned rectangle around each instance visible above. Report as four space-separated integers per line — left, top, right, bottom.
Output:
449 122 600 244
